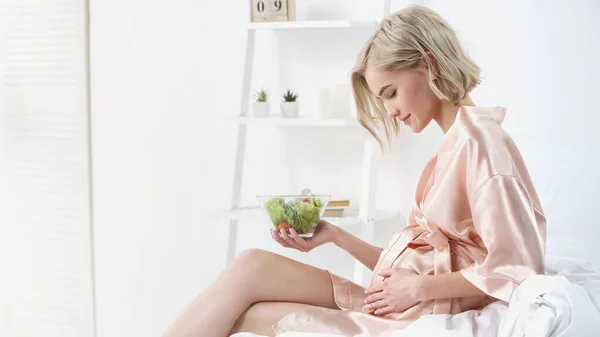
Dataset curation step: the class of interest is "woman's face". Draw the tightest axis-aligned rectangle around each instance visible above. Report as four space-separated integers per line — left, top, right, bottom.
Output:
364 65 441 133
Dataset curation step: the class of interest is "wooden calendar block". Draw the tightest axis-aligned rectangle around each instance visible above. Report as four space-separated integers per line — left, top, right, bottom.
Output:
251 0 270 22
270 0 287 16
250 0 295 22
287 0 296 21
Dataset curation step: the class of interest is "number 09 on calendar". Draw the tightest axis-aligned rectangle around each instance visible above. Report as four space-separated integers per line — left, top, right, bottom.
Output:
251 0 296 22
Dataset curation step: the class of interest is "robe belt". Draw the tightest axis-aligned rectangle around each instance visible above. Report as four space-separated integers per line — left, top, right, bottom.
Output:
414 209 457 314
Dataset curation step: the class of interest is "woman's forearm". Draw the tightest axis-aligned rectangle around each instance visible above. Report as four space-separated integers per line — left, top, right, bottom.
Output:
420 271 486 301
331 226 383 271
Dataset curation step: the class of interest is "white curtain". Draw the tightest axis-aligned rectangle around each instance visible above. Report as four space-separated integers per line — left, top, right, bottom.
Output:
0 0 95 336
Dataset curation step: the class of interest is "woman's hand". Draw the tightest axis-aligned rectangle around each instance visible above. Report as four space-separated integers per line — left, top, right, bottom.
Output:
363 268 422 316
271 220 336 252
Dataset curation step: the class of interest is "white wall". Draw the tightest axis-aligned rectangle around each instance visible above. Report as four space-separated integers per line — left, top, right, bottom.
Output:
89 1 600 337
89 1 241 336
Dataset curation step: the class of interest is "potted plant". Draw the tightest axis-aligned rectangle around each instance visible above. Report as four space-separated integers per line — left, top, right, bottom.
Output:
280 89 299 118
252 89 270 118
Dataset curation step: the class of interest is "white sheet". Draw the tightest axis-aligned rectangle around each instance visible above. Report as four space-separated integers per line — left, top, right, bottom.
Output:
230 256 600 337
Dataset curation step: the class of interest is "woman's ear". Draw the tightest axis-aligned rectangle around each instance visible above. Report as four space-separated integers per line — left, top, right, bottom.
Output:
421 51 439 79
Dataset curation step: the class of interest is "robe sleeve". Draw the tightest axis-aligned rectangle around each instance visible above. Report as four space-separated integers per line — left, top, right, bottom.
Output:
460 174 545 303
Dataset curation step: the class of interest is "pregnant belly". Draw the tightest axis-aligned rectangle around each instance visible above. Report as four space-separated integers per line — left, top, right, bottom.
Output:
373 244 493 313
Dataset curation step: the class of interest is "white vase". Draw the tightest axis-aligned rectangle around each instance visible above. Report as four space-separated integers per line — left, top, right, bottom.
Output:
316 87 332 119
280 101 299 118
252 102 270 118
330 84 351 118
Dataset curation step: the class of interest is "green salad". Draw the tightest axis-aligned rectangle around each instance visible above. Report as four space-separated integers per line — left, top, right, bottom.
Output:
264 196 323 234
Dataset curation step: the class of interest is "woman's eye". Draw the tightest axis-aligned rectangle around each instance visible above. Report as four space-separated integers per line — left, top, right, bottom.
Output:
389 90 397 99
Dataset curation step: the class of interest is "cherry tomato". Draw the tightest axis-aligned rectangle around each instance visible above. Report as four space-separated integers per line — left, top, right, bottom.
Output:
277 220 290 232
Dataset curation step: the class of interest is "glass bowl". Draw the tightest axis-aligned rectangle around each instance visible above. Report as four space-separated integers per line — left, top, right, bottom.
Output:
257 194 331 238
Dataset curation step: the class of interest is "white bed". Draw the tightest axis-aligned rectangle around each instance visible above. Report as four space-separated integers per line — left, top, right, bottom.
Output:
231 255 600 337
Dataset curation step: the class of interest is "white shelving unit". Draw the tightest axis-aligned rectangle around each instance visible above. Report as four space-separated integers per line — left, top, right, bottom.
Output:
231 116 362 127
225 2 393 286
248 20 378 30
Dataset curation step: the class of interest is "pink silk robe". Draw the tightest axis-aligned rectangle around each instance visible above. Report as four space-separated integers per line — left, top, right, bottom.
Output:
272 106 547 336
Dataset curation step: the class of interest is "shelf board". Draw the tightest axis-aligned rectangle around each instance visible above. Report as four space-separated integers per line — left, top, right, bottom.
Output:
231 116 361 127
222 206 399 228
248 20 378 30
224 205 262 220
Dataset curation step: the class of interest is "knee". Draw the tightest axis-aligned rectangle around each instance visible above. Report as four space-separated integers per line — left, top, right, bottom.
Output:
230 302 275 335
237 301 269 323
232 248 276 275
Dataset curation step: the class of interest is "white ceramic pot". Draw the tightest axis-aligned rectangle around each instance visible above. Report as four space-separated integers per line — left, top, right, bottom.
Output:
252 102 270 118
316 87 332 119
330 84 351 118
280 102 299 118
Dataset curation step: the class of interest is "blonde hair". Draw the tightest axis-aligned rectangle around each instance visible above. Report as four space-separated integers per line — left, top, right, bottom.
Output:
351 5 481 148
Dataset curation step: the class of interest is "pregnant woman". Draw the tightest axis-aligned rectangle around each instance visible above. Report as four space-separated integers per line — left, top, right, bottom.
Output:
162 5 546 337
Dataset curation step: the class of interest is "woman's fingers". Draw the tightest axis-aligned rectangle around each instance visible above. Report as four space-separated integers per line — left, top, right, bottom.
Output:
363 299 387 313
376 268 393 277
364 291 386 304
365 282 385 295
271 230 293 248
361 305 375 314
279 229 306 252
270 228 309 252
289 229 310 251
373 305 393 316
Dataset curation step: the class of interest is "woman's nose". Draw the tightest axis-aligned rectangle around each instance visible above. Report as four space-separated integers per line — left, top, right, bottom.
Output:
388 108 399 119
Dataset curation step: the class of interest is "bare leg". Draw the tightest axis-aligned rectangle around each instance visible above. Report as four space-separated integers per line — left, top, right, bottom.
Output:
230 302 320 337
162 249 338 337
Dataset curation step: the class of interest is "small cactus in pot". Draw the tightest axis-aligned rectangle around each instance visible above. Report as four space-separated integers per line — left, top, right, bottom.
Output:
280 89 299 118
252 89 270 117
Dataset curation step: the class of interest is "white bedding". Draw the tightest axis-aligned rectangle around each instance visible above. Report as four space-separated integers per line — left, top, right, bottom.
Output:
231 256 600 337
